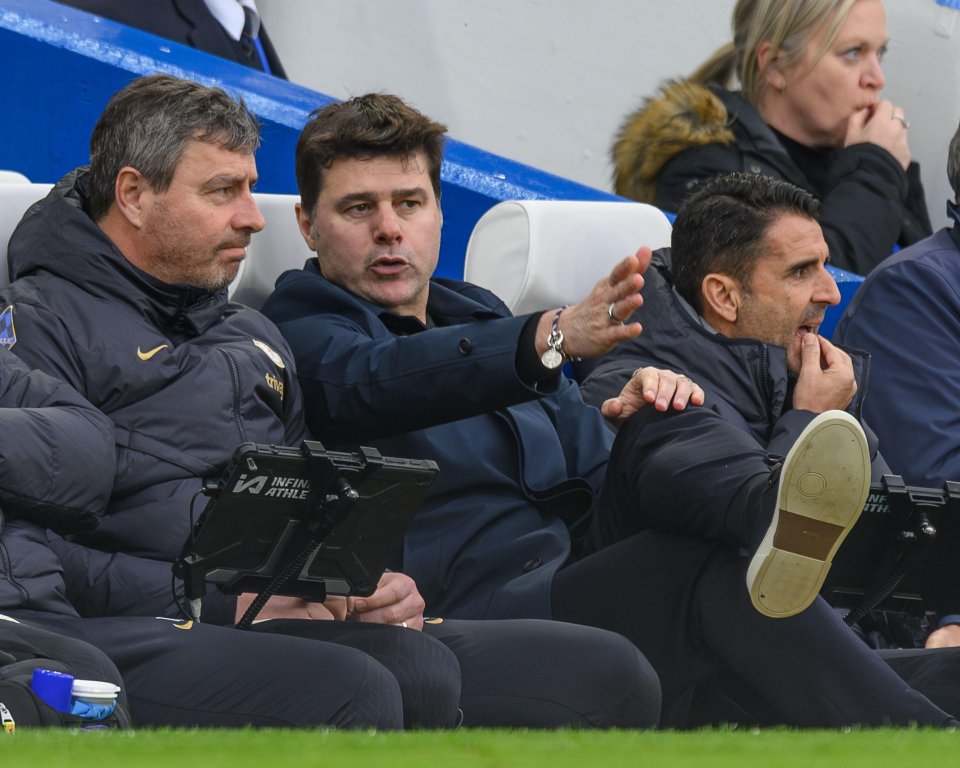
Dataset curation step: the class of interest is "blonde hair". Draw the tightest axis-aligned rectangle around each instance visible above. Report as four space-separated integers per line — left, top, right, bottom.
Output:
691 0 860 105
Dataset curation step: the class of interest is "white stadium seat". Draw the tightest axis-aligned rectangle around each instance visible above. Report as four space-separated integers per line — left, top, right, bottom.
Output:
0 180 53 288
228 192 313 309
463 200 673 315
0 170 32 184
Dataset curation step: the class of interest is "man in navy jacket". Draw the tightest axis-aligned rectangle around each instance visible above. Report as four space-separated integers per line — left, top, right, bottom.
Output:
262 93 955 728
833 120 960 649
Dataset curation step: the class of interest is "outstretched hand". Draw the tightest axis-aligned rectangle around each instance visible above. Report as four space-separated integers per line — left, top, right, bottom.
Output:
601 366 705 426
925 625 960 649
535 247 651 362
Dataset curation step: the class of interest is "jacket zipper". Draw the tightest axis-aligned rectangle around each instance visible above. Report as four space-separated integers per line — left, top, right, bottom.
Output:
0 538 29 606
759 344 777 433
218 349 248 443
853 353 871 420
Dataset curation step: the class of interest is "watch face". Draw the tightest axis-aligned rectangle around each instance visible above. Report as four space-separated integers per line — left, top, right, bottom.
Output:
541 347 563 369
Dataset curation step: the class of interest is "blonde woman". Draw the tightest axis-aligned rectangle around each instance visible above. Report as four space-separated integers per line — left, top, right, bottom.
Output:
613 0 930 275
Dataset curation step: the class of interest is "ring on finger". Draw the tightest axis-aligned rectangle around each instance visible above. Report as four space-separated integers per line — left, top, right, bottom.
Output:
607 302 623 324
893 113 909 129
400 620 408 628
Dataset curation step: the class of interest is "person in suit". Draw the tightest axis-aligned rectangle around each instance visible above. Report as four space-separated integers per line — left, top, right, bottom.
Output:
55 0 287 78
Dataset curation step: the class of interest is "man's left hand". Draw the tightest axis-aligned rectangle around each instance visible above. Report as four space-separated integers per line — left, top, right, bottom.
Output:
601 366 705 425
925 625 960 649
535 248 651 362
234 593 343 623
346 572 425 631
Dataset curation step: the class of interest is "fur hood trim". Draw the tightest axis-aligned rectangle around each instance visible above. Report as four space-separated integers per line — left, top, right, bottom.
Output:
612 80 735 203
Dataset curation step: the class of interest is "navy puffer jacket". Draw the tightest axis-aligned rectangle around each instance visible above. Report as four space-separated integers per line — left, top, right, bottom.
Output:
0 170 306 624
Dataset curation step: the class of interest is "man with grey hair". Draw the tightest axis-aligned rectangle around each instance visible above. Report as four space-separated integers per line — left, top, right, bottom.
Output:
834 120 960 648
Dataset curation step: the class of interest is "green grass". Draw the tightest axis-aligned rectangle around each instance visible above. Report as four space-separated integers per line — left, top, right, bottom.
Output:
0 728 957 767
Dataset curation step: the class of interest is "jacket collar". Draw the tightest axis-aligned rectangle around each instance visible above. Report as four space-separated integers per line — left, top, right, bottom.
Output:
710 87 813 190
948 201 960 252
173 0 233 49
300 259 502 334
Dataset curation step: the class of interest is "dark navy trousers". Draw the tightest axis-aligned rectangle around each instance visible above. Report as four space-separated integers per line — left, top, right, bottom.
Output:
553 530 960 728
11 610 661 729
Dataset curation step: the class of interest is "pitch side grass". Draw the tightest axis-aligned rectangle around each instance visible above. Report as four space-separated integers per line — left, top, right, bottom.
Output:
1 726 957 767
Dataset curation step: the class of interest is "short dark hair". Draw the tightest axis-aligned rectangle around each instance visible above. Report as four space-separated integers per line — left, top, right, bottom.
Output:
671 173 822 312
948 120 960 202
86 74 260 221
295 93 447 218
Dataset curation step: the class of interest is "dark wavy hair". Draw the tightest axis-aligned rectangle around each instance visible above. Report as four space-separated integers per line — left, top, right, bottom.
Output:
295 93 447 219
948 121 960 202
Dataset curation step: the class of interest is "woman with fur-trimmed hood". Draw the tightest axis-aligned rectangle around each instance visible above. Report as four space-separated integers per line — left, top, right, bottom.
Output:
612 0 931 276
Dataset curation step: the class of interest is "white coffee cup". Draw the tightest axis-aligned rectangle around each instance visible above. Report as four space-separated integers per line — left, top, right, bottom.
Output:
71 679 121 705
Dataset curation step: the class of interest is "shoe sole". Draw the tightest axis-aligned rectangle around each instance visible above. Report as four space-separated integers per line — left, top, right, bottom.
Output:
747 411 870 618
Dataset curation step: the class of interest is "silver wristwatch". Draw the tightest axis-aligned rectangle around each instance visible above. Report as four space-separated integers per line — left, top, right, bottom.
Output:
541 307 567 369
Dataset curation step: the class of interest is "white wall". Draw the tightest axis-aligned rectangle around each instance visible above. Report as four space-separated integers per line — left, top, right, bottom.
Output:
260 0 960 228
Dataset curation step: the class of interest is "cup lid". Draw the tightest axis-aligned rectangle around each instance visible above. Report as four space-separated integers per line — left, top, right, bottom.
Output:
72 679 121 697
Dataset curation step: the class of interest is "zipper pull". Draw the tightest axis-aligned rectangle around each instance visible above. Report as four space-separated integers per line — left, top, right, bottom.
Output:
0 701 15 734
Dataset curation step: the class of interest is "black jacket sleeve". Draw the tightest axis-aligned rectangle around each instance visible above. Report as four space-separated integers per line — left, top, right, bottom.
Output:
46 533 236 624
817 143 912 276
654 140 926 276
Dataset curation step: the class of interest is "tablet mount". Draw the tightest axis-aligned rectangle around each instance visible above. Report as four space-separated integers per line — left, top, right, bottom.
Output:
822 473 960 625
839 475 939 626
176 441 361 629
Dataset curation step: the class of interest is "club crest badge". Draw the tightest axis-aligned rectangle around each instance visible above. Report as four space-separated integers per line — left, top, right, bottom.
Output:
252 338 285 369
0 306 16 349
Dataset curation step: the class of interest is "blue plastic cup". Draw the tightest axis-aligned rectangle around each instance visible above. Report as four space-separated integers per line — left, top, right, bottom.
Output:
31 668 74 713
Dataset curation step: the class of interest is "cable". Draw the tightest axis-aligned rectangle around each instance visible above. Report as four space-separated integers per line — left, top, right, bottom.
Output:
172 487 209 621
236 477 357 630
235 533 324 630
